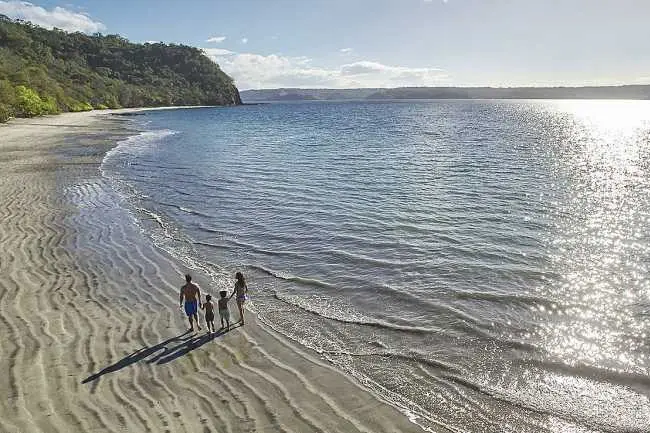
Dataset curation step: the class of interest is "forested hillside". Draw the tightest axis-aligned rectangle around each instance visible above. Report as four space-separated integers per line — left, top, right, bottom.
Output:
0 15 241 122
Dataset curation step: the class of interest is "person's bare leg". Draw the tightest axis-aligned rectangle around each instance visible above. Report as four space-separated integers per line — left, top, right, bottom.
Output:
238 300 245 325
188 315 194 331
194 313 201 330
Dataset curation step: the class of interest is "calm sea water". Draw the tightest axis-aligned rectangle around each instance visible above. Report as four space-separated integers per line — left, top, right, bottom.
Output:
102 100 650 432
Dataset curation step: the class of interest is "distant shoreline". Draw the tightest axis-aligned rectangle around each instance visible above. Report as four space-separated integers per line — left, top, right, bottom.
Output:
240 85 650 103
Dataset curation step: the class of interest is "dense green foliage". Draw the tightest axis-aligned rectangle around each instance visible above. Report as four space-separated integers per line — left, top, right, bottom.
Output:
0 15 240 122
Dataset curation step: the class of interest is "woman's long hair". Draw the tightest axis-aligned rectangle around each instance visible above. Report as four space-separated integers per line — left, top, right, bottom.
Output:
235 271 246 286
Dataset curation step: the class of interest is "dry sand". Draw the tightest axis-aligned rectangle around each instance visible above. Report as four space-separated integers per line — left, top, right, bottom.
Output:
0 111 423 433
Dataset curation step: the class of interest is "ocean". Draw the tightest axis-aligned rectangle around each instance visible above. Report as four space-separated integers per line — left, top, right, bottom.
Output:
101 100 650 432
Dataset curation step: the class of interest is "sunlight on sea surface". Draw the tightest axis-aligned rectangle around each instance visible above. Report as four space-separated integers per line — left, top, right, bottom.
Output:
537 100 650 366
523 100 650 431
559 100 649 184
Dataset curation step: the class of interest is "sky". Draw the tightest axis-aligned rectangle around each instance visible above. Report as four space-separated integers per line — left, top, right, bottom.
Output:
1 0 649 90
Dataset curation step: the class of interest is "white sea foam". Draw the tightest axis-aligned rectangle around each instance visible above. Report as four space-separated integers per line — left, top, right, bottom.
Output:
103 129 179 165
99 127 235 296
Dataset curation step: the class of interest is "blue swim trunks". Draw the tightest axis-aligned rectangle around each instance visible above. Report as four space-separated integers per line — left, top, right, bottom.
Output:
184 300 198 316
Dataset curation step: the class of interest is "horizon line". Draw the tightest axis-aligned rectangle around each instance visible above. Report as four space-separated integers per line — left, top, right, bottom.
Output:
240 84 650 92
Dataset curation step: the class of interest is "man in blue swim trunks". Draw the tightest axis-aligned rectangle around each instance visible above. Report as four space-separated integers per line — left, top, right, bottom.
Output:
179 274 201 331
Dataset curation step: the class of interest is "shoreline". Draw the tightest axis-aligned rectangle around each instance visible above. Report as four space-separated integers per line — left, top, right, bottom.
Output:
0 110 424 432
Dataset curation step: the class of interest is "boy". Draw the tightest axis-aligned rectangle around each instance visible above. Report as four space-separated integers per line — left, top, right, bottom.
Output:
218 290 230 330
201 294 216 333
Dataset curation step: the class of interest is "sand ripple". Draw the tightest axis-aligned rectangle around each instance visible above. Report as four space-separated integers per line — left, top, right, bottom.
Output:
0 113 422 432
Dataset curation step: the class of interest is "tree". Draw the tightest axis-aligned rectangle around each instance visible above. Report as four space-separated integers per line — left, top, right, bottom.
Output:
15 85 43 117
0 79 15 105
0 103 11 122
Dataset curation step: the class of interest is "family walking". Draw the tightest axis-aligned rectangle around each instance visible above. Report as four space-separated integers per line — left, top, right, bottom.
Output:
178 272 248 332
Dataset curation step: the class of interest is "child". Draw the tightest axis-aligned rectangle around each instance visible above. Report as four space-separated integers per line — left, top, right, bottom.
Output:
201 294 216 333
218 290 230 330
230 271 248 325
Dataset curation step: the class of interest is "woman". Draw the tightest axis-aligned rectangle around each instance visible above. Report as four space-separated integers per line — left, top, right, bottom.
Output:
230 271 248 325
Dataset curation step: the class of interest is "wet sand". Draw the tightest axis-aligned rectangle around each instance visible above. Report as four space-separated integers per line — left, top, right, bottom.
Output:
0 111 423 433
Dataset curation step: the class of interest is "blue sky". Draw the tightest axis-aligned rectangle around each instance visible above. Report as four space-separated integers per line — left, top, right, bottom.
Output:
1 0 649 90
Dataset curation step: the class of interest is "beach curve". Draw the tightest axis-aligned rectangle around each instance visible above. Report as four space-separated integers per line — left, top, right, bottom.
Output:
0 110 425 433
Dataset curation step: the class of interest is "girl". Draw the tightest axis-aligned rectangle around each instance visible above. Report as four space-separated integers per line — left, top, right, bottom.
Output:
230 271 248 325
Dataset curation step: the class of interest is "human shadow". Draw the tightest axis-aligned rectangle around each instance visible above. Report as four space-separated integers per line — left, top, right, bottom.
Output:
148 323 243 365
81 330 195 384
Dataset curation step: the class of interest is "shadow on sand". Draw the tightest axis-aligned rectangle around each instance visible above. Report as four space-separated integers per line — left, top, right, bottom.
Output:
81 324 242 384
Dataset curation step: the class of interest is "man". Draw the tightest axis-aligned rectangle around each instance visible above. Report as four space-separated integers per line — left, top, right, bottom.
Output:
179 274 201 331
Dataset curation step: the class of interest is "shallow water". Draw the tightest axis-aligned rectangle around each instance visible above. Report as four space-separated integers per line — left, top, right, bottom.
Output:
101 100 650 432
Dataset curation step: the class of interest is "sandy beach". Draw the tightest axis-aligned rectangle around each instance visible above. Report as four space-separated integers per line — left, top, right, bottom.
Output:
0 111 423 433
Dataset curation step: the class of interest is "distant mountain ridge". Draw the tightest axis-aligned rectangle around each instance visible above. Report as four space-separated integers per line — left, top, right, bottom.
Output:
0 15 241 122
240 85 650 103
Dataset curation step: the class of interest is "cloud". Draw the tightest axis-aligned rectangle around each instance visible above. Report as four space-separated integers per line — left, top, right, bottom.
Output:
339 47 353 54
241 37 248 44
340 60 446 82
206 36 226 43
203 48 235 57
203 49 449 90
340 61 385 75
0 0 105 33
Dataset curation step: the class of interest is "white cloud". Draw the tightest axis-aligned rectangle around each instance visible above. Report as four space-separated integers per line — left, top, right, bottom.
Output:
145 40 161 44
340 61 385 75
0 1 105 33
203 49 449 90
203 48 235 57
241 37 248 44
339 47 353 54
206 36 226 43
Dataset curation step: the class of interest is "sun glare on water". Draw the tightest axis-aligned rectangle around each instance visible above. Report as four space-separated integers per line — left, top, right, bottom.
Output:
517 100 650 430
